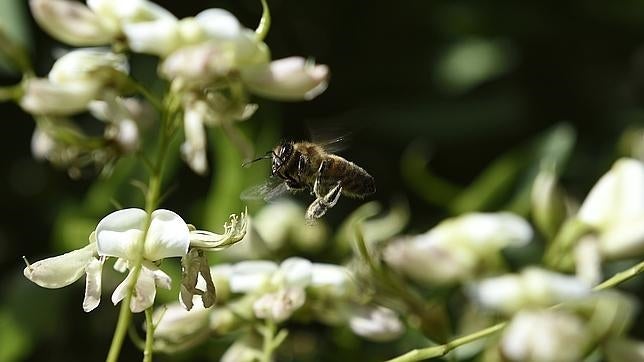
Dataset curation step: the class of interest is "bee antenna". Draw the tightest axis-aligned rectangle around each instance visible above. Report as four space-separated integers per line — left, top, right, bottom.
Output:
242 151 272 168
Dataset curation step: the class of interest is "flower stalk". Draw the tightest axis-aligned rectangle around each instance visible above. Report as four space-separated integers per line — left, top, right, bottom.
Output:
106 92 178 362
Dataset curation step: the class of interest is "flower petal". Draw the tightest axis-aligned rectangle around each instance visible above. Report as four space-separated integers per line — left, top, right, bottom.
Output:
20 78 98 116
195 9 241 40
96 208 147 259
277 257 312 289
229 260 278 293
144 209 190 260
131 264 158 312
123 19 180 56
241 57 329 101
349 306 404 342
29 0 116 46
83 257 105 312
180 101 208 175
24 243 97 288
578 158 644 230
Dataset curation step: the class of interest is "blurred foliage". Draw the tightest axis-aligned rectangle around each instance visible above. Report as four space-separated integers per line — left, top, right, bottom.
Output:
2 0 644 361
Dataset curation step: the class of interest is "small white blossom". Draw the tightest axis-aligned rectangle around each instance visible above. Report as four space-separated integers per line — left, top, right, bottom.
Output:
152 299 211 349
349 306 404 342
241 57 330 101
384 212 532 285
501 310 589 362
468 267 591 315
89 95 149 153
20 49 129 116
29 0 117 46
252 287 306 322
95 208 189 312
577 158 644 259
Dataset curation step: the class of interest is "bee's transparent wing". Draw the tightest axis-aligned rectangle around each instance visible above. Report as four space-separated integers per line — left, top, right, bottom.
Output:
308 124 352 154
240 178 289 202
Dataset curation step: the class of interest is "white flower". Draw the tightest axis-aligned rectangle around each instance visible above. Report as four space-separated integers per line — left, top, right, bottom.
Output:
89 95 149 153
180 98 209 174
20 78 99 115
241 57 329 101
20 49 129 116
229 260 279 293
384 212 532 285
96 208 189 312
577 158 644 259
349 306 404 342
30 126 56 160
252 287 306 322
152 299 211 349
468 267 591 315
29 0 117 46
87 0 176 33
501 310 589 362
23 235 105 312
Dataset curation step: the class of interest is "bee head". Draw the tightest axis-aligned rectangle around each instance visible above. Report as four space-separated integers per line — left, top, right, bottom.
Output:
272 142 294 176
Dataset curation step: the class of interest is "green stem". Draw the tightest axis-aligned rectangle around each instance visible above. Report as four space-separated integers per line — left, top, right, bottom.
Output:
255 0 271 41
593 260 644 291
143 309 154 362
385 323 507 362
105 97 176 362
260 319 276 362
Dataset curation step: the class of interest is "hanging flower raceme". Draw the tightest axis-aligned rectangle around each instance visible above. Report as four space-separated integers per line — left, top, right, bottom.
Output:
24 208 247 313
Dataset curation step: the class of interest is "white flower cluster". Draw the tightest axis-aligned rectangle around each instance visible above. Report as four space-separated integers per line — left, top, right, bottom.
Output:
152 257 405 352
24 0 329 175
469 269 636 362
24 208 247 313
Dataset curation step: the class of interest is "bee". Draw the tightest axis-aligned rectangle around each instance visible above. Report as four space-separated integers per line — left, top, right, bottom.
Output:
242 140 376 220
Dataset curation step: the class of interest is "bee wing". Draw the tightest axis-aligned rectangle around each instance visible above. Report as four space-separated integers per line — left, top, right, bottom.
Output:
240 178 289 202
308 124 352 154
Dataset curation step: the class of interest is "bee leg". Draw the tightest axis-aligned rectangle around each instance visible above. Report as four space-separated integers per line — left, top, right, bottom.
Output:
306 181 342 221
313 160 329 197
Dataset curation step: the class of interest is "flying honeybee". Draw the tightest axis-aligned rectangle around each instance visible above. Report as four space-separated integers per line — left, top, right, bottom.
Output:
242 140 376 220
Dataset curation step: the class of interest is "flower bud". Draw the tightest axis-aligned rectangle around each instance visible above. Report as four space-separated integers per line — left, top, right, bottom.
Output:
49 48 129 88
501 310 589 362
180 98 208 174
29 0 116 46
349 306 404 342
20 79 97 115
469 267 590 314
252 287 306 322
577 158 644 259
531 166 568 240
241 57 329 101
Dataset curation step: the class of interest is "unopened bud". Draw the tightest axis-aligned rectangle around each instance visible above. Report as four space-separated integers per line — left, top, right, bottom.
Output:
531 166 568 240
241 57 329 101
